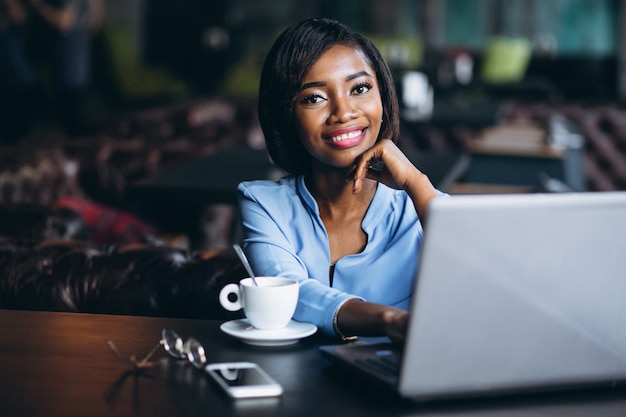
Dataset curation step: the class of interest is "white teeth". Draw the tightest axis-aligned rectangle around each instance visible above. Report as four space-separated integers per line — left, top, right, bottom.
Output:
329 130 363 142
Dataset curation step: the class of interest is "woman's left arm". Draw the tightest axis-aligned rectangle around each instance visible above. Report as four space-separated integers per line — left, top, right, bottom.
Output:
352 139 439 221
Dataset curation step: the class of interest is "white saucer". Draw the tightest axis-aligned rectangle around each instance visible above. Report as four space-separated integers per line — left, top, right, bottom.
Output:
220 319 317 347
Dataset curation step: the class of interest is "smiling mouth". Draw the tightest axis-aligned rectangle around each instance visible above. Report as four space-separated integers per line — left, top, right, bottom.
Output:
327 129 365 143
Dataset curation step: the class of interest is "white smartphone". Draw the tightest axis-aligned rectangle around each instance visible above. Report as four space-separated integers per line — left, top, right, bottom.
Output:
205 362 283 399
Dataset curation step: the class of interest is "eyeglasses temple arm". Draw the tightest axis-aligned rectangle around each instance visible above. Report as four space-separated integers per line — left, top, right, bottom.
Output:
106 340 135 365
138 341 163 365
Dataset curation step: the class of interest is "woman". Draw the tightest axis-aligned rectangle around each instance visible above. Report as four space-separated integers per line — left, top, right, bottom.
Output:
238 17 441 342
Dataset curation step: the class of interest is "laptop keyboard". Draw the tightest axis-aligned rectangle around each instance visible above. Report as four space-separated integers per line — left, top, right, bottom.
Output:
356 351 401 378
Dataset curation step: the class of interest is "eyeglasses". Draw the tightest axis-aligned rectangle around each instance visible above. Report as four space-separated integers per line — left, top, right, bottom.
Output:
161 328 207 369
107 328 207 371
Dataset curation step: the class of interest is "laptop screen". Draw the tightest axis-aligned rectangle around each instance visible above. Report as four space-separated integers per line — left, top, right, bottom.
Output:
399 192 626 399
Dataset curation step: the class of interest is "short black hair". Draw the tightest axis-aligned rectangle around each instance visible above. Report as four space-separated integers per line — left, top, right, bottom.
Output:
258 17 400 175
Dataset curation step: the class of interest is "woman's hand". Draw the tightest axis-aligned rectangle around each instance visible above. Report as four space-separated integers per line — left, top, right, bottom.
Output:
336 299 409 344
381 308 410 345
351 139 416 192
351 139 439 221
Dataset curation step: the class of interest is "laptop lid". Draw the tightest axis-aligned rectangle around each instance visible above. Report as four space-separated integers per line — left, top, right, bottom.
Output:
399 191 626 400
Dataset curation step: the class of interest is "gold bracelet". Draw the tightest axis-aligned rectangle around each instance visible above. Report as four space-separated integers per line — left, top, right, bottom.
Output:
332 300 358 342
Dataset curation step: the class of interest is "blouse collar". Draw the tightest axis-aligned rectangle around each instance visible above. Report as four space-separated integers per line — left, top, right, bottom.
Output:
295 175 394 232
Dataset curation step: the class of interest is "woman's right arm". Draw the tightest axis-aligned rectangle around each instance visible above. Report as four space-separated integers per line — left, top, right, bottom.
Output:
237 181 360 336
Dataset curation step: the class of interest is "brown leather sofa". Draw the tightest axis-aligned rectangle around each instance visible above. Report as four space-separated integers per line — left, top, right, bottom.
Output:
0 97 259 317
0 203 247 318
0 238 247 319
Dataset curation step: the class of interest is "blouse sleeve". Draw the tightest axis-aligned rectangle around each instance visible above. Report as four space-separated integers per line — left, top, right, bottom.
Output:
237 181 360 335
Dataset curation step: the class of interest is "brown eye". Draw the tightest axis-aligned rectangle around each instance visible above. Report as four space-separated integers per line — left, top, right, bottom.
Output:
301 94 325 105
352 82 372 95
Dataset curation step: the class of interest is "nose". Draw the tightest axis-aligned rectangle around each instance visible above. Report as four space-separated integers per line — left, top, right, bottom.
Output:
326 95 358 125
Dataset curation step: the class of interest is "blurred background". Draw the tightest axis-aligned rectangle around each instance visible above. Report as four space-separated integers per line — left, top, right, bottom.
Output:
115 0 620 100
104 0 619 104
2 0 623 135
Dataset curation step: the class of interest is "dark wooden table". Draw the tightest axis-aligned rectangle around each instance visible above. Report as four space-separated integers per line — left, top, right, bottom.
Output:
2 309 626 417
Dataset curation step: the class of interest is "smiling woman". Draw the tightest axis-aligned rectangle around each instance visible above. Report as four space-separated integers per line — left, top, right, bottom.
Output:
294 44 383 170
237 18 442 343
257 18 400 177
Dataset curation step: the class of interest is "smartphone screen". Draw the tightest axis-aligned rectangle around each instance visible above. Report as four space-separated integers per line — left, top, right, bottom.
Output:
205 362 283 398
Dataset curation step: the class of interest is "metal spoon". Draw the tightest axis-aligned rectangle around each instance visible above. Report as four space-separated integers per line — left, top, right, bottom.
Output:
232 244 259 286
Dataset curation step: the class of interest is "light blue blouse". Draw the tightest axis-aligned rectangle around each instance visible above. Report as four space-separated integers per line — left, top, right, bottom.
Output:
237 175 424 335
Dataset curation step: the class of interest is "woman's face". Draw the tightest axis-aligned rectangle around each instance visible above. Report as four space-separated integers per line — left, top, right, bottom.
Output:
293 44 383 172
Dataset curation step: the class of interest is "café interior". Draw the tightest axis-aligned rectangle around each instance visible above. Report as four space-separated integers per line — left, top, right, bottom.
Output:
1 1 626 415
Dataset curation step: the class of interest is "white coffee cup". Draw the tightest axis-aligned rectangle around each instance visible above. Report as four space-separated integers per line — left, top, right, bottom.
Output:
219 277 299 330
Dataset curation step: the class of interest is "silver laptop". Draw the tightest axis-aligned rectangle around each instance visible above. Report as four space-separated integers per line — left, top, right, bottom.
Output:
320 191 626 401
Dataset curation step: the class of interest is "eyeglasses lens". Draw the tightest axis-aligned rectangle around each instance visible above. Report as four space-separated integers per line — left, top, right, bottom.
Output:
162 328 185 359
184 338 207 369
161 329 207 368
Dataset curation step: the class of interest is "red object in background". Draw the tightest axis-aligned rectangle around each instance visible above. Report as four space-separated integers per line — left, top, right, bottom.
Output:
55 196 158 244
